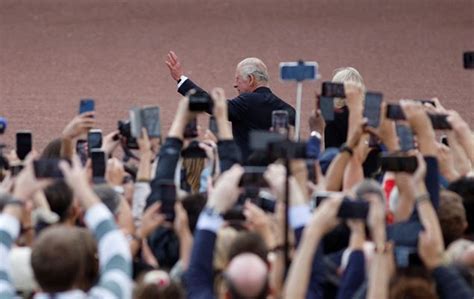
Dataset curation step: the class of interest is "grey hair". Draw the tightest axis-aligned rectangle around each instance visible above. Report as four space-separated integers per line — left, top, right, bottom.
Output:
93 184 121 215
237 58 269 83
332 67 365 108
354 179 386 204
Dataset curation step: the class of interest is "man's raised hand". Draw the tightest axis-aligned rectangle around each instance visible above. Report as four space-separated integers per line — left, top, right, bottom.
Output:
165 51 184 81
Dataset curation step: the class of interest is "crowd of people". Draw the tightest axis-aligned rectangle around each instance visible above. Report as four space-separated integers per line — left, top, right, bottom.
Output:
0 51 473 299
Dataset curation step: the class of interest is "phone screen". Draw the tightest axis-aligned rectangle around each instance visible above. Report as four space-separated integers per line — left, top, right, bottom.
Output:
209 116 218 135
337 198 369 219
142 106 161 138
272 110 289 136
239 166 268 187
428 114 452 130
87 130 102 155
183 118 198 139
386 104 406 120
91 150 106 180
364 92 383 127
321 82 345 98
396 125 415 152
16 131 32 161
319 96 335 121
381 155 418 173
79 99 95 115
34 159 64 178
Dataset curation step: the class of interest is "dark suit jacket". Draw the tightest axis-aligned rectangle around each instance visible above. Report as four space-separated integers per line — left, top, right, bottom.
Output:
178 79 296 160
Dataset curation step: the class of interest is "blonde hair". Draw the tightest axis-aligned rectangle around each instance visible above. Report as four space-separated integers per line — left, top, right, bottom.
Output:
331 67 365 109
182 158 205 194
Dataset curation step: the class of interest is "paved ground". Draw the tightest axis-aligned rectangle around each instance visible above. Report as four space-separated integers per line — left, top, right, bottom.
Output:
0 0 473 151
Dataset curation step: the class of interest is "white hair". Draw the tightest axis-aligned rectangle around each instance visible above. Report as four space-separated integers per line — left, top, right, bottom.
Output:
237 58 269 83
331 67 365 108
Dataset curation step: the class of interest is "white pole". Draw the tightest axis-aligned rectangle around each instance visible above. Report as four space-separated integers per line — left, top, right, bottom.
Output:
295 82 303 141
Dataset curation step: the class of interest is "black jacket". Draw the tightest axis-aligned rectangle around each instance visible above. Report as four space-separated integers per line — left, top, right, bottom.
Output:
178 78 296 160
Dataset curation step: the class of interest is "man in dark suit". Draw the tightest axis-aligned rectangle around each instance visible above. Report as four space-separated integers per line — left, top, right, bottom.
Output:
165 51 296 160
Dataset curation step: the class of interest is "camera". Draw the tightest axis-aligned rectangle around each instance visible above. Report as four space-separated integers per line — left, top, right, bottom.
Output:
118 120 139 149
188 89 213 112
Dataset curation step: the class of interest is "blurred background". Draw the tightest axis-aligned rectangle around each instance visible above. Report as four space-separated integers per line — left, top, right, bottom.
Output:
0 0 473 150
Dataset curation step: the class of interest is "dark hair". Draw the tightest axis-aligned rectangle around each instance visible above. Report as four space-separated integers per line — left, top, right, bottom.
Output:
133 274 184 299
448 177 474 235
76 228 99 292
40 138 62 159
227 232 268 263
181 193 207 233
389 267 438 299
44 181 74 223
438 190 467 246
31 226 82 292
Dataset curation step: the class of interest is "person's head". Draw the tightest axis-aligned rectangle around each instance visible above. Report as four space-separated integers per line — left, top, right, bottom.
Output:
93 184 121 215
133 270 184 299
223 253 269 299
75 228 99 292
31 226 83 293
182 158 205 194
331 67 365 109
227 231 268 263
40 138 62 159
354 179 386 204
234 58 269 94
44 181 76 224
448 177 474 236
438 190 468 246
181 193 207 233
389 268 438 299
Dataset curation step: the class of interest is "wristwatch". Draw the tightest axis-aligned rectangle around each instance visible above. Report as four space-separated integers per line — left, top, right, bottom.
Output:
339 143 354 156
310 131 322 139
203 206 221 218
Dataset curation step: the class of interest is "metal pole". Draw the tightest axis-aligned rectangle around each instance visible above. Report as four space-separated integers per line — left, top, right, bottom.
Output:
295 81 303 141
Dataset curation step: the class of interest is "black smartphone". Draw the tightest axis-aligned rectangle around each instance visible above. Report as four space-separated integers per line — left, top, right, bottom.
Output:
209 116 218 135
16 131 32 161
249 130 286 152
239 166 268 187
188 90 213 112
311 191 339 209
34 159 64 178
87 129 102 155
272 110 289 136
386 104 406 120
79 99 95 115
463 51 474 69
91 149 106 182
181 141 207 159
396 124 415 152
183 118 199 139
428 114 452 130
337 197 369 219
380 154 418 173
364 92 383 128
321 81 345 98
157 180 176 222
319 96 335 121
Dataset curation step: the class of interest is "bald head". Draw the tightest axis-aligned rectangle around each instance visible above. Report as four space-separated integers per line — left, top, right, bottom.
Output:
225 253 268 298
234 58 269 94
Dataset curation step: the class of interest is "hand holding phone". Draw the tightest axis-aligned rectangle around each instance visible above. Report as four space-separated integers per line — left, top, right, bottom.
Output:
396 124 415 151
321 81 345 98
16 131 32 161
79 99 95 115
319 96 335 121
364 92 383 127
90 149 106 183
87 129 103 155
380 154 418 173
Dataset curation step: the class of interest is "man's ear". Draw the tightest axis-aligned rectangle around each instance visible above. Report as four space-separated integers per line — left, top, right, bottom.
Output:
248 74 257 88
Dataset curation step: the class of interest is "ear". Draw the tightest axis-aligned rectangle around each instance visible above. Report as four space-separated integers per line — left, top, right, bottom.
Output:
248 74 257 87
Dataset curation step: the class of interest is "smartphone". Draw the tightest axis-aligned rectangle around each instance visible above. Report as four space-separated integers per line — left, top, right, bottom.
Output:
380 154 418 173
91 149 106 182
386 104 406 120
34 159 64 178
464 51 474 69
272 110 289 136
239 166 268 187
321 81 345 98
141 106 161 138
396 124 415 152
364 92 383 127
428 114 452 130
181 140 207 159
394 246 423 267
280 61 318 81
16 131 32 161
249 130 286 152
10 164 24 177
311 191 340 209
87 129 103 155
79 99 95 115
209 116 218 135
76 139 88 166
337 198 369 219
183 118 198 139
319 96 335 121
157 180 176 222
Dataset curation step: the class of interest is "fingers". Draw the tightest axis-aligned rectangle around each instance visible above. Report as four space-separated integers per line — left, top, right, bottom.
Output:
146 201 162 214
211 87 226 102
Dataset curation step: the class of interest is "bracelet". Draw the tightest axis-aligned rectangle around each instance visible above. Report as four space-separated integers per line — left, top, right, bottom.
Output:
339 143 354 156
415 193 431 205
5 198 25 207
